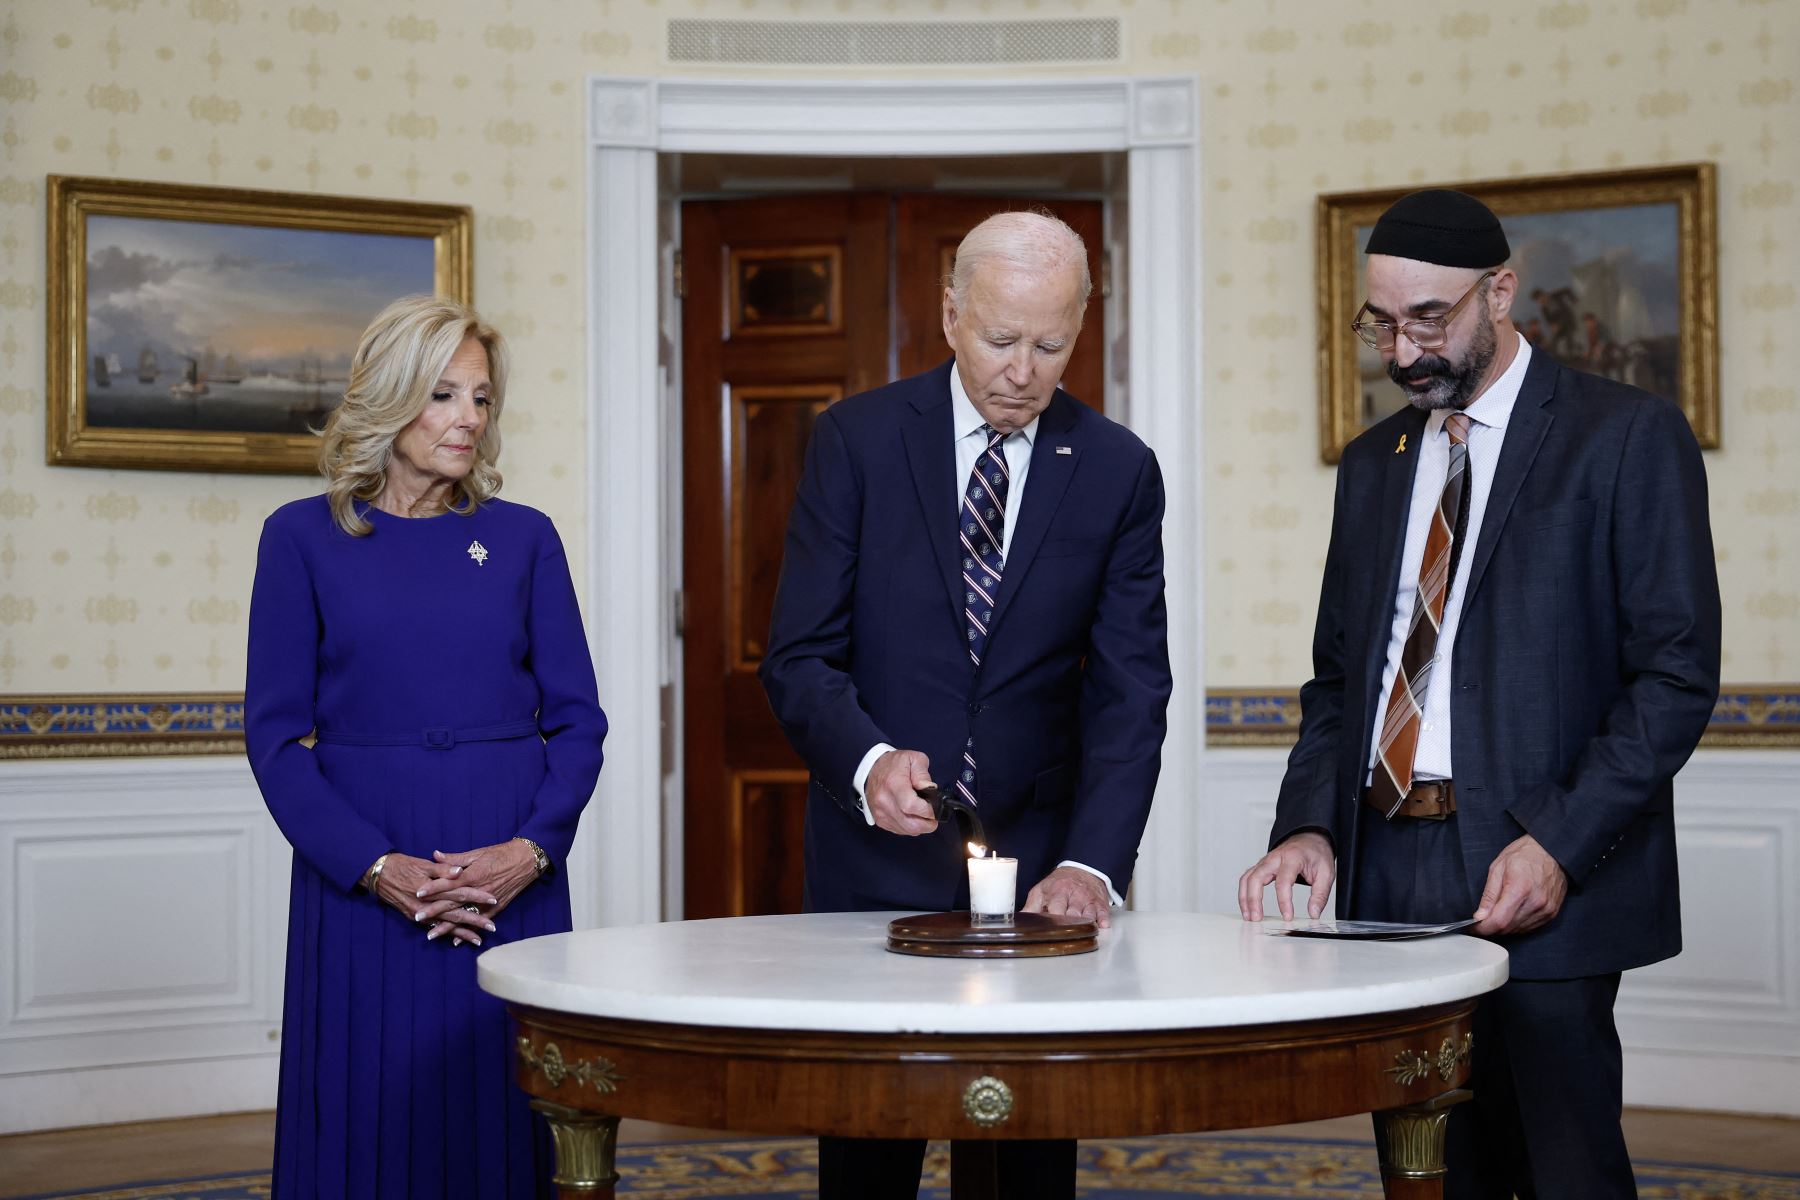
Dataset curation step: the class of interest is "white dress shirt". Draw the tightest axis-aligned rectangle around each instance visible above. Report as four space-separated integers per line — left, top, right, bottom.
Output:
850 368 1119 905
1369 334 1532 783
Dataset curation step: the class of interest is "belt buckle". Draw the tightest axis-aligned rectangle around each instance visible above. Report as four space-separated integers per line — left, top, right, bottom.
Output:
1414 781 1450 820
423 727 455 750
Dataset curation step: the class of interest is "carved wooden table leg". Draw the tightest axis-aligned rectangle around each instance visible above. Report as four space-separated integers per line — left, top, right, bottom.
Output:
1373 1087 1471 1199
949 1139 999 1200
530 1100 620 1199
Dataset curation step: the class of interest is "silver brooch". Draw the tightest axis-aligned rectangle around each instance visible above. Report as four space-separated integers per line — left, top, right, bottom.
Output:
467 540 489 566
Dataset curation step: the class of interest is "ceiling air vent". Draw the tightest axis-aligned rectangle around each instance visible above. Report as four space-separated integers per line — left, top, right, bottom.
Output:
667 18 1121 66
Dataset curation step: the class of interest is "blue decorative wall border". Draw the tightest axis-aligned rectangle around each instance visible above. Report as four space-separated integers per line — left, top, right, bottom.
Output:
0 695 245 758
0 687 1794 758
1207 686 1799 749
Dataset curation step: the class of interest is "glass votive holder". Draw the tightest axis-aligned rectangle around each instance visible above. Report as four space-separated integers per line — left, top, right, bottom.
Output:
967 854 1018 926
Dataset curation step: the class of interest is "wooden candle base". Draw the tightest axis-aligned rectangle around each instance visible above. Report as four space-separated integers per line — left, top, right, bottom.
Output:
885 911 1099 958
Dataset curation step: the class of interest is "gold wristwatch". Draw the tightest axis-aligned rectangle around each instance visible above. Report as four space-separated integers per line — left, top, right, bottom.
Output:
514 836 551 878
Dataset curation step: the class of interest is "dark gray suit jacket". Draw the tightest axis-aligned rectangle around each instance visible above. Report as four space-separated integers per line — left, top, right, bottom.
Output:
1271 348 1720 979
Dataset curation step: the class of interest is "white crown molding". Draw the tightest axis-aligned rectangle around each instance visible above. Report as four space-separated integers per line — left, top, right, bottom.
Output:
590 78 658 148
1129 77 1197 144
590 75 1200 155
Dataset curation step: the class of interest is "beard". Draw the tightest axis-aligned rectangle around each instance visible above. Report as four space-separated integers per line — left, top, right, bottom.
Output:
1387 299 1498 412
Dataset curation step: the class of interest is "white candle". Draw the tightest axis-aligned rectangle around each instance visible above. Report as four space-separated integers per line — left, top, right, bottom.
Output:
967 853 1018 922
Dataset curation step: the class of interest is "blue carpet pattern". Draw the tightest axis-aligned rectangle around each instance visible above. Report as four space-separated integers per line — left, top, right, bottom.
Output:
16 1137 1800 1199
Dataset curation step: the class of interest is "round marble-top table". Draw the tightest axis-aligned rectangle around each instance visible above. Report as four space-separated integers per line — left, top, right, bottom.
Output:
479 911 1509 1200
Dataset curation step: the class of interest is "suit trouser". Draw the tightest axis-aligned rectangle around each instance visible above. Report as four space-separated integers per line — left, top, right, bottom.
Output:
818 1137 1076 1200
1353 807 1636 1200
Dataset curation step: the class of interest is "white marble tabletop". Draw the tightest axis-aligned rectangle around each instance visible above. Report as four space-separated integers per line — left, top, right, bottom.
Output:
477 911 1508 1035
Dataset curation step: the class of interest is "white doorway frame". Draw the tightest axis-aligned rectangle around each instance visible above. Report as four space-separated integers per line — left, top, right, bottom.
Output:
580 75 1205 928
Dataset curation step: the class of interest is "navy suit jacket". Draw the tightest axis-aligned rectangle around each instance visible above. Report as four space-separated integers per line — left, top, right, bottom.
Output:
1270 349 1720 979
760 360 1173 914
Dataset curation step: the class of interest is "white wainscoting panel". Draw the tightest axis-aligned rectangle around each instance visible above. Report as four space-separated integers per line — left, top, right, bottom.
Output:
1180 747 1800 1116
16 828 250 1022
1616 752 1799 1114
0 757 288 1133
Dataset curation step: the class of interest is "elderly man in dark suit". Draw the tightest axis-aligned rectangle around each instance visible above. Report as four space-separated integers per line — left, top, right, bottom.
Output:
1239 190 1720 1199
761 211 1172 1200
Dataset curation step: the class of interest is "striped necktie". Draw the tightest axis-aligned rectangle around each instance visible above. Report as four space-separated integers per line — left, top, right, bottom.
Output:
1370 412 1473 819
956 425 1009 810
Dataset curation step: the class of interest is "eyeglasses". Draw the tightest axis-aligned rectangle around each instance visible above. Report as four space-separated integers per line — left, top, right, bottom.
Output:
1351 271 1495 352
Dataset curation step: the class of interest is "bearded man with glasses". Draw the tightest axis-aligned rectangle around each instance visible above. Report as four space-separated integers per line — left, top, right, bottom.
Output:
1237 189 1719 1199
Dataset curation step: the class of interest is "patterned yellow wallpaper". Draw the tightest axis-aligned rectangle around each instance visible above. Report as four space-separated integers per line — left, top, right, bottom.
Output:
1170 0 1799 687
1 0 1794 700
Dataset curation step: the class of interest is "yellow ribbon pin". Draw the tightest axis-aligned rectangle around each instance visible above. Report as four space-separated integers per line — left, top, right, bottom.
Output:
1395 434 1408 454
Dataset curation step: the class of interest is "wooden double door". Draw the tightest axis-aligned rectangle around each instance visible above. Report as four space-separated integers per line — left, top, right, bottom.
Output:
681 192 1105 919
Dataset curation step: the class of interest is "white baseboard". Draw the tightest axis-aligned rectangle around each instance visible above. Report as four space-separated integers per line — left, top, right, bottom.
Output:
1623 1048 1800 1117
0 1053 277 1134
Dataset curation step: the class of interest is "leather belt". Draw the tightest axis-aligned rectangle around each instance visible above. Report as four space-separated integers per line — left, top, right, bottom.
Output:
1364 779 1457 821
314 719 539 750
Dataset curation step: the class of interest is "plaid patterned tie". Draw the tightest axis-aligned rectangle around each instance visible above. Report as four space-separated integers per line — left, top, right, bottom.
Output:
957 426 1009 810
1370 412 1473 819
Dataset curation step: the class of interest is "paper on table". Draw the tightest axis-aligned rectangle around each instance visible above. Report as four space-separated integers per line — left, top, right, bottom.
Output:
1263 918 1478 941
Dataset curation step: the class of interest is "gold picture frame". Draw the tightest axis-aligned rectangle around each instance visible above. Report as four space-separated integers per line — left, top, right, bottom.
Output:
1316 163 1717 464
47 175 472 474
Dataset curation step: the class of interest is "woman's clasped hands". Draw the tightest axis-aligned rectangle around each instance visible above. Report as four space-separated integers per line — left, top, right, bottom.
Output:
368 839 542 947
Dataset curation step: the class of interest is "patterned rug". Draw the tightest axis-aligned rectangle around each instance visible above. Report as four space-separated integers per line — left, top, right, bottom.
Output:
17 1136 1800 1199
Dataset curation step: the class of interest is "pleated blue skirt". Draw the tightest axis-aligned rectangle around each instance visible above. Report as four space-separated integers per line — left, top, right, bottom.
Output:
272 739 565 1199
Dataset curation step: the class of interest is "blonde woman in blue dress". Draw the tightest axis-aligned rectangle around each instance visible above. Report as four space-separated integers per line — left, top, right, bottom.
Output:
247 296 607 1198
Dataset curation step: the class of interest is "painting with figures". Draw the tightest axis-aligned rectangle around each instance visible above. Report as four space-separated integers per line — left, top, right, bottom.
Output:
1315 165 1716 463
84 217 433 438
1351 204 1682 429
48 176 471 473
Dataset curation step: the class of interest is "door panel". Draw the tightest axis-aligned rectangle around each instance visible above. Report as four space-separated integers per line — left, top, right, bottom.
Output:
729 244 844 338
733 772 811 917
682 195 889 921
729 384 841 669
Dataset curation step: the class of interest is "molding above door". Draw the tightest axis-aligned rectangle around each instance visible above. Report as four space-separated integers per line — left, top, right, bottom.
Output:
584 74 1204 927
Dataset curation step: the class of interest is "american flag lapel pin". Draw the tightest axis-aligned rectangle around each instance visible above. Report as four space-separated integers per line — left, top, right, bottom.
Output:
1055 445 1072 456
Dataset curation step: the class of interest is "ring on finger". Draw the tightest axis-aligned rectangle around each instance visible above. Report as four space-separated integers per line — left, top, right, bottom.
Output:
462 903 481 913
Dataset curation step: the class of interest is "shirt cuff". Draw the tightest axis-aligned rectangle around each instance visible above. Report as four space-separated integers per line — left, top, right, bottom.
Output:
1058 859 1124 907
850 742 895 827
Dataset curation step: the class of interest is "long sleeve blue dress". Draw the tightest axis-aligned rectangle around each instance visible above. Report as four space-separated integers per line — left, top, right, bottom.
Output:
246 494 607 1199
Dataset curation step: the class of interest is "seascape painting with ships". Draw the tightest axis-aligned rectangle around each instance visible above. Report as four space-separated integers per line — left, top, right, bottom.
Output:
82 215 436 435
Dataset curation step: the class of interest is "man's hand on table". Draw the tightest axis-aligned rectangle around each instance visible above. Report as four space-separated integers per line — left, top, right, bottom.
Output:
864 749 939 836
1471 834 1568 936
1238 831 1336 921
1024 866 1112 929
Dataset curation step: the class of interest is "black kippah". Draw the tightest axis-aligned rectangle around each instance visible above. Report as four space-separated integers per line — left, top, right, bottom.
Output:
1364 188 1510 268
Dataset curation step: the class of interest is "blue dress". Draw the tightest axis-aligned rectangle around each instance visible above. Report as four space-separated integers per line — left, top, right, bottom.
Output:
246 495 607 1199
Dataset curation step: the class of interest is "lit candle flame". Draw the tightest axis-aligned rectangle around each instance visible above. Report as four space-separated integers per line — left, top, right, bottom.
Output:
967 841 988 858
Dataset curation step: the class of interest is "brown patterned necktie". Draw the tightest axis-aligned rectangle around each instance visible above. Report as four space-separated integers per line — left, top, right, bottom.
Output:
1371 412 1474 819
